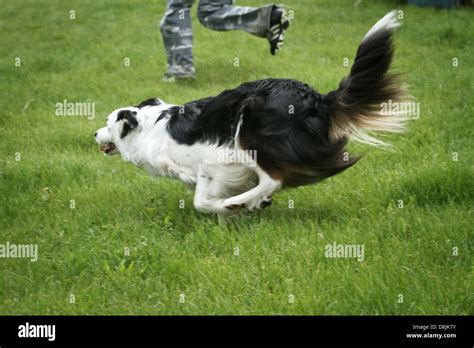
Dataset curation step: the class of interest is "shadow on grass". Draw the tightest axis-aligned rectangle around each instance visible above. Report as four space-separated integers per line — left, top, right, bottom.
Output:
210 203 350 230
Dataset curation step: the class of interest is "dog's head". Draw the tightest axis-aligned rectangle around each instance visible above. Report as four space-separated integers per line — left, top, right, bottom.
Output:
95 108 139 156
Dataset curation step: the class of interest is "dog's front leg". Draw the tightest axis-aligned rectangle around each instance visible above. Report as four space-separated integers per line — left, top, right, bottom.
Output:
193 163 230 214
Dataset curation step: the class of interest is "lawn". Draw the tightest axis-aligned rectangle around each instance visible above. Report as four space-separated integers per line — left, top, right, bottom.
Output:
0 0 472 315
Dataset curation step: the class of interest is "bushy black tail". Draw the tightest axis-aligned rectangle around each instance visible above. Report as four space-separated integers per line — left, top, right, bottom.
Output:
326 11 408 147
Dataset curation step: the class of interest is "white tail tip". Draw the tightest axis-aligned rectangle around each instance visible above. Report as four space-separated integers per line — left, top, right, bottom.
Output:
363 10 401 42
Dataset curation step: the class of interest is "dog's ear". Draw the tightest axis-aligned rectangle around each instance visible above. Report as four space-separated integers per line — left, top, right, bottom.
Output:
116 110 138 138
117 110 138 128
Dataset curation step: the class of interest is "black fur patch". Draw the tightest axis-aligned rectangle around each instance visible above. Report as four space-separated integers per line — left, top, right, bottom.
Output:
136 98 162 109
116 110 138 138
164 78 359 187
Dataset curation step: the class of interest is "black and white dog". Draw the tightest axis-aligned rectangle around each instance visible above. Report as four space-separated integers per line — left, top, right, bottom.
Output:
95 11 407 215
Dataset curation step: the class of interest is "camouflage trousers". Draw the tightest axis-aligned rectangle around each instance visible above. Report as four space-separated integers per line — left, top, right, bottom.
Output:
160 0 274 77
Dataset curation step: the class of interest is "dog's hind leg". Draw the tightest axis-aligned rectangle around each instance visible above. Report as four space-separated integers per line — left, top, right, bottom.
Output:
222 165 282 211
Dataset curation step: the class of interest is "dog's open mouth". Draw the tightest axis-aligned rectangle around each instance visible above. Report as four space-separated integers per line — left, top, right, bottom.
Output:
99 142 116 155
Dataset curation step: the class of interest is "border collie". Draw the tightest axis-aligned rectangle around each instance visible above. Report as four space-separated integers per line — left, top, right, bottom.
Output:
95 11 407 215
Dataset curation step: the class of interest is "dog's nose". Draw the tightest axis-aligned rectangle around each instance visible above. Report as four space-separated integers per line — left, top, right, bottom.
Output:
94 132 97 137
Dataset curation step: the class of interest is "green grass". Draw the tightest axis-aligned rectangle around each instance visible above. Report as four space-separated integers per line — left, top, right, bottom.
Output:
0 0 473 315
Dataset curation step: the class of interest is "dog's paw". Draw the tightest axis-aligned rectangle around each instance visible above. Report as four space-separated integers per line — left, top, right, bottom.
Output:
247 196 272 211
258 197 273 209
224 196 273 212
